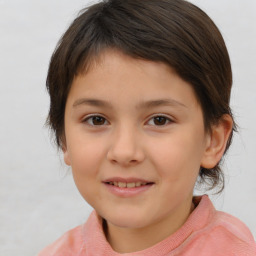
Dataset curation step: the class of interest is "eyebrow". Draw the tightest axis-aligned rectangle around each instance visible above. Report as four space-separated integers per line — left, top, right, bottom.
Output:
73 98 187 109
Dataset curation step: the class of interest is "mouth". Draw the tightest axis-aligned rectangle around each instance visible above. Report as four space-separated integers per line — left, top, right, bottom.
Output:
102 178 155 197
105 181 154 188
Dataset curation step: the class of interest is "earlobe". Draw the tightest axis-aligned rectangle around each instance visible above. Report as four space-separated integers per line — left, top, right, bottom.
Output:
61 136 71 166
62 145 71 166
201 114 233 169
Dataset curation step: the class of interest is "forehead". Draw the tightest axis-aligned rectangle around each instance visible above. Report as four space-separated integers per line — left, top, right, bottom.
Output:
68 50 200 111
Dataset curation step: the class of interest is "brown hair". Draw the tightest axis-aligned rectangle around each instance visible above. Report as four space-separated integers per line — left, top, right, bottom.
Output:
46 0 236 192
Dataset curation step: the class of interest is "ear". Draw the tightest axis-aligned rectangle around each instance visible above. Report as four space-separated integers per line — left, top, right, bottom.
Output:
201 114 233 169
62 144 71 166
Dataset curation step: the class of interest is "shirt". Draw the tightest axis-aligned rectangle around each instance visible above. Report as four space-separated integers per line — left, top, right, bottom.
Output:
38 195 256 255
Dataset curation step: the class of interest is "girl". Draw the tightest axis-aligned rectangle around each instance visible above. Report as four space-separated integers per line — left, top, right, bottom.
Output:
39 0 256 255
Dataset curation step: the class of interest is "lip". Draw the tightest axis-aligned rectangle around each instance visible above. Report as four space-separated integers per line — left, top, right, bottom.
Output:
103 177 152 183
102 177 155 198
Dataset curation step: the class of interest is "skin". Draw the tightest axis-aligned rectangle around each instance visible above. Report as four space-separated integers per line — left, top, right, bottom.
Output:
63 50 232 253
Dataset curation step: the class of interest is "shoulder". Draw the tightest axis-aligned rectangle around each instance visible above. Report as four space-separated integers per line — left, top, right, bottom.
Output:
37 225 86 256
37 210 104 256
212 210 255 243
204 211 256 255
189 196 256 255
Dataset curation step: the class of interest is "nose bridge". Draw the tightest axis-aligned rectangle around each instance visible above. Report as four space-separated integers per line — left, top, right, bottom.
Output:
107 121 144 165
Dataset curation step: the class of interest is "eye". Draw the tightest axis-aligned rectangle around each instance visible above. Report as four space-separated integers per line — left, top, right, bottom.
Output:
82 115 108 126
147 115 173 126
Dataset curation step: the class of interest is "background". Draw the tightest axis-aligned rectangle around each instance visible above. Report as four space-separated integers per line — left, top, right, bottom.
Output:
0 0 255 255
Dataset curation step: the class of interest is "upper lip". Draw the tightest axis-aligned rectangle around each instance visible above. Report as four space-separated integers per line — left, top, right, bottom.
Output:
102 177 154 184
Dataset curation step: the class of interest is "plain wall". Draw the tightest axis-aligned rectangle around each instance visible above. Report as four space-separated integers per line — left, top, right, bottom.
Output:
0 1 255 255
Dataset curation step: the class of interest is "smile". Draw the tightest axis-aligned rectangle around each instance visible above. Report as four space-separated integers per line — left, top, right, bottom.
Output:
106 181 149 188
103 178 154 197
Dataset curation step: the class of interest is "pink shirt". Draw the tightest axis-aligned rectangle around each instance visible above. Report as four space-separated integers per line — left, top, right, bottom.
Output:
38 195 256 255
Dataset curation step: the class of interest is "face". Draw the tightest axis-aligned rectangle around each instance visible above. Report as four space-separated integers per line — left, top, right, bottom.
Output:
63 50 211 233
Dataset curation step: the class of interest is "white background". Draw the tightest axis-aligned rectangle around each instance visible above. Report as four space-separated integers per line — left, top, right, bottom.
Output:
0 1 255 255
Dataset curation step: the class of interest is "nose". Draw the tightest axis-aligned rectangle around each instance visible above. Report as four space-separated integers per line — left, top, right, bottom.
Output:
107 124 145 166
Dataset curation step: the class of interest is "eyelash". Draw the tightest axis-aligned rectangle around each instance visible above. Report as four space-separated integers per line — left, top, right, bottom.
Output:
82 114 174 127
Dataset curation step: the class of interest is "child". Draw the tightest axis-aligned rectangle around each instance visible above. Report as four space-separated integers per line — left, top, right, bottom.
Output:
39 0 256 255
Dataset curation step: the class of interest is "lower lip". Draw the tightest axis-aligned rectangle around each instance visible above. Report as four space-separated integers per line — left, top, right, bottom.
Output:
103 183 154 197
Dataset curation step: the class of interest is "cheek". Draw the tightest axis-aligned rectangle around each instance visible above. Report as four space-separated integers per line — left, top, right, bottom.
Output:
148 130 204 179
68 140 105 204
65 126 105 168
65 133 107 195
70 143 104 174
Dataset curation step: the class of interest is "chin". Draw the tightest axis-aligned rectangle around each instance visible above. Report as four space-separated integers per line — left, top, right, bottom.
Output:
103 210 149 229
109 217 148 229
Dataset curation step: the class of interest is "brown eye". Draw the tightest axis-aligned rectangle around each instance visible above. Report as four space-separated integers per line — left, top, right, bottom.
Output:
154 116 168 125
148 115 173 126
83 115 107 126
92 116 105 125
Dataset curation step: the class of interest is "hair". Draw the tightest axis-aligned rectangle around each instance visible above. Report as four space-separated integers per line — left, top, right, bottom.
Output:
46 0 236 192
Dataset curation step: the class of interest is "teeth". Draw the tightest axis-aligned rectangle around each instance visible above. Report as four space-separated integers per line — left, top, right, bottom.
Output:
135 182 141 187
136 182 146 187
109 181 148 188
118 182 126 188
127 182 135 188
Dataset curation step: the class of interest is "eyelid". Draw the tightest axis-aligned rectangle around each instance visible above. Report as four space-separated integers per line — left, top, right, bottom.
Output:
81 113 174 127
146 114 174 126
82 114 109 126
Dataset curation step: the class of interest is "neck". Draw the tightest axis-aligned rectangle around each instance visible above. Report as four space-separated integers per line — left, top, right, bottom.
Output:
104 200 195 253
